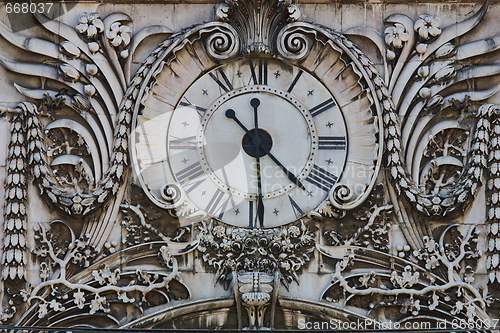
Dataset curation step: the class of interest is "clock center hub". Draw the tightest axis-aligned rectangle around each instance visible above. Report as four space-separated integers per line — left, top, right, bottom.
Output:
242 128 273 158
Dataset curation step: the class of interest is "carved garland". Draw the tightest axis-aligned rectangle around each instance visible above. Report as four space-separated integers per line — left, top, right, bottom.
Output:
327 30 487 218
486 105 500 286
3 110 28 283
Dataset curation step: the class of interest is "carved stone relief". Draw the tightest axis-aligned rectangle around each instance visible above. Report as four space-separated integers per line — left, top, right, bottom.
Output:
0 0 499 329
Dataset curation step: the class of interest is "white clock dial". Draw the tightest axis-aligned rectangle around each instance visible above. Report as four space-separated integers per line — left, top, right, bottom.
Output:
167 58 347 228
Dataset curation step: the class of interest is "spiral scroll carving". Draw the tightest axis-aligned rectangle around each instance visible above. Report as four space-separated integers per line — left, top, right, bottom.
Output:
329 184 354 209
204 26 240 61
160 183 185 209
276 25 311 61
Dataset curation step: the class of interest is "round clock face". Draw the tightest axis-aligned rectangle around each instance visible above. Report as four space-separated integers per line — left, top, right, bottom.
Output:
167 58 347 228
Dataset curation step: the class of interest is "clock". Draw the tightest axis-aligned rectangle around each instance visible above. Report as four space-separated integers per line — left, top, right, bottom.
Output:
131 34 380 228
167 58 347 227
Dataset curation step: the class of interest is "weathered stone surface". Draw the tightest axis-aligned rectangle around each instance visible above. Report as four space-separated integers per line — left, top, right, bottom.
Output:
0 0 500 329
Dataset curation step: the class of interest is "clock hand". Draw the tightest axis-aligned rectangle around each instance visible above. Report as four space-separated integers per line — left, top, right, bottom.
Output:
225 108 307 191
251 98 264 228
267 154 307 191
225 109 250 132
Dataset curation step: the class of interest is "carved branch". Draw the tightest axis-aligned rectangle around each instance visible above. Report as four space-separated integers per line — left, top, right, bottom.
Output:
344 204 392 246
332 258 485 310
120 203 170 242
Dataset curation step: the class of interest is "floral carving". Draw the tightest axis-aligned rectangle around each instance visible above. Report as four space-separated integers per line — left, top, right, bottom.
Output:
16 222 185 321
322 224 484 323
106 22 132 48
384 23 409 48
414 15 441 40
325 184 393 252
197 220 315 290
76 13 104 39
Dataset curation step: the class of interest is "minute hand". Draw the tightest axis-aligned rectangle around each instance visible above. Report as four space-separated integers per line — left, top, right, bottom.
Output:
266 153 306 191
225 109 306 191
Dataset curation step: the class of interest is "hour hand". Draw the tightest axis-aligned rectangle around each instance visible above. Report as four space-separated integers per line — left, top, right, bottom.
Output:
225 109 251 133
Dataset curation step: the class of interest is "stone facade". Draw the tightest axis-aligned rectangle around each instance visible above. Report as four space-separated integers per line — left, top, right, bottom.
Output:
1 0 500 329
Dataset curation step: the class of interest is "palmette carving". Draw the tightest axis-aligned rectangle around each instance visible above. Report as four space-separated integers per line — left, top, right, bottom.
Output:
216 0 300 54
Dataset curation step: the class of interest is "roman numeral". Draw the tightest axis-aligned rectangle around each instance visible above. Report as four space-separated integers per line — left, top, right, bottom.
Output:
248 200 254 228
310 98 336 117
206 189 230 220
175 161 205 183
209 68 233 94
305 165 338 192
318 136 346 150
287 70 303 93
170 135 197 150
288 195 305 218
248 59 268 85
179 100 207 117
184 178 206 194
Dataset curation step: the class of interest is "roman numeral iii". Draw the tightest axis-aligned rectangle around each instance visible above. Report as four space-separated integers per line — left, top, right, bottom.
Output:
318 136 346 150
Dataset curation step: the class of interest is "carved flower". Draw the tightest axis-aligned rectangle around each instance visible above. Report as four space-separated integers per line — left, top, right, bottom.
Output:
270 228 282 240
288 225 300 238
414 15 441 40
39 262 50 281
269 240 282 254
232 228 246 240
220 238 232 251
258 258 274 271
212 225 226 238
89 295 109 314
73 290 85 309
38 303 48 318
76 13 104 39
281 238 293 251
106 22 132 48
384 23 409 49
49 300 65 312
425 255 440 270
280 259 291 270
231 240 242 253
